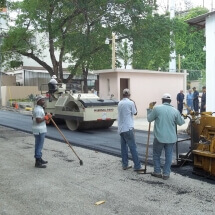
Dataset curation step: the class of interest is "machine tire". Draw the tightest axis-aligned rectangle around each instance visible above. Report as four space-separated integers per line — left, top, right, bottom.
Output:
65 119 80 131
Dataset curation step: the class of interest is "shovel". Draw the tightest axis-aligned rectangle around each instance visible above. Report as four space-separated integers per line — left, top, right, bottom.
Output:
143 122 152 174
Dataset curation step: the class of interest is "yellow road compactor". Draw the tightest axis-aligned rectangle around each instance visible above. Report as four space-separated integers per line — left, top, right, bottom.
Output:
41 84 118 131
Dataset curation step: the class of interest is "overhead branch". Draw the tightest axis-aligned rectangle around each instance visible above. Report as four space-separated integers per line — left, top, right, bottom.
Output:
17 50 54 74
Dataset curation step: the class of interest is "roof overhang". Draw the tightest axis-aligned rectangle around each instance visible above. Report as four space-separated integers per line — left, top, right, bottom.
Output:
186 11 215 29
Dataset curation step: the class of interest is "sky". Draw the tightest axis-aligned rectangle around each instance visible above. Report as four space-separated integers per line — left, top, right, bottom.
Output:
157 0 214 14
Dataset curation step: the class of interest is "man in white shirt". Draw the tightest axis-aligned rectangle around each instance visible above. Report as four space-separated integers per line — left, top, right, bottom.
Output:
49 75 58 91
32 95 52 168
118 88 143 173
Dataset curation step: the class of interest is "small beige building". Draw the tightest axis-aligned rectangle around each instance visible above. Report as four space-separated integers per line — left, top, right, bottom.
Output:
94 69 186 118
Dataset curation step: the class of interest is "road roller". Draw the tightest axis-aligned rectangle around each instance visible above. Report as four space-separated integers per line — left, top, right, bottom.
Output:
40 83 118 131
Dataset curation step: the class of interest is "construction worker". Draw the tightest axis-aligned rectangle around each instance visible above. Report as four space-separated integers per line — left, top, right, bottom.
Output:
118 88 144 173
192 87 199 113
186 89 193 114
176 90 184 114
49 75 58 91
91 88 97 95
32 95 52 168
147 93 185 180
200 86 206 112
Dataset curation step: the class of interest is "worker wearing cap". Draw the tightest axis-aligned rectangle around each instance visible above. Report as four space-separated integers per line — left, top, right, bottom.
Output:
32 95 52 168
147 93 185 180
49 75 58 91
118 88 144 173
192 87 199 113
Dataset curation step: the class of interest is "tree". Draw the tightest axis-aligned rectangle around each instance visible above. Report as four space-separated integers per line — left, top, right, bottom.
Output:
0 0 6 8
173 7 208 82
132 14 172 70
2 0 156 92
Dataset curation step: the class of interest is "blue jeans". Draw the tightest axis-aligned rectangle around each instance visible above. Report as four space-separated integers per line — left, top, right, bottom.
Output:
120 130 141 170
34 133 46 159
153 138 175 176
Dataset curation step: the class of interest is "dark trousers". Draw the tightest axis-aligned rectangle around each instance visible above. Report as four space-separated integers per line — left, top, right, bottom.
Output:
193 100 199 112
177 102 183 114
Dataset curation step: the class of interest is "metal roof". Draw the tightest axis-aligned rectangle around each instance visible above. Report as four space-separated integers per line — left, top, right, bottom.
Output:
186 11 215 29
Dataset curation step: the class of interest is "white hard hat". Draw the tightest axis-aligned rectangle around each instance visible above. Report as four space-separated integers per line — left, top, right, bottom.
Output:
123 88 130 95
162 93 171 100
52 75 57 79
35 95 45 103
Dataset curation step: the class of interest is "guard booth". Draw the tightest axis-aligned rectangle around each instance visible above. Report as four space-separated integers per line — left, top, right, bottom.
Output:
94 68 186 118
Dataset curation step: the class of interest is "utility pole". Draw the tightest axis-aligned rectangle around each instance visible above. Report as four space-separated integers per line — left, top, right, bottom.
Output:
178 54 181 73
169 0 176 73
112 33 116 70
0 36 2 107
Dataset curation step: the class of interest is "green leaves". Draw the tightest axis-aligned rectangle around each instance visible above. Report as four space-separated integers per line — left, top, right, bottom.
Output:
0 0 6 8
173 7 207 81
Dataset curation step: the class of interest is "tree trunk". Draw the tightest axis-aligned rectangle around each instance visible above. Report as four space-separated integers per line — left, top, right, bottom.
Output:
82 67 88 93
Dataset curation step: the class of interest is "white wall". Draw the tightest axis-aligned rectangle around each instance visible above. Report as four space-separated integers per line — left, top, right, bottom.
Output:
206 14 215 112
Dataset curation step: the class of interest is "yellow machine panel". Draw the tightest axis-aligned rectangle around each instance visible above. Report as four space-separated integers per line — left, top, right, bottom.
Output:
191 113 215 177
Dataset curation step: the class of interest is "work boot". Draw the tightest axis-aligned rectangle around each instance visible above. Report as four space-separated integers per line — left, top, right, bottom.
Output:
35 158 46 168
41 158 48 164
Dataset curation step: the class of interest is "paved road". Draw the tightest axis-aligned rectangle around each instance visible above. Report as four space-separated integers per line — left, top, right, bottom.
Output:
0 110 190 166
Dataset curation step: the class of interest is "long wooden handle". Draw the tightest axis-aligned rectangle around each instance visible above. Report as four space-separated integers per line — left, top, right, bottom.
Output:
50 118 82 161
144 122 151 171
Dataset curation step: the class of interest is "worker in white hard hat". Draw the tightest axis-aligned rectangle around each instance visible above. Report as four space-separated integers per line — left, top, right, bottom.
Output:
147 93 185 180
49 75 58 91
32 95 52 168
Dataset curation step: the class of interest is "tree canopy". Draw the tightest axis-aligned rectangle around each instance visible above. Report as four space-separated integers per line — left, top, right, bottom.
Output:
1 1 209 90
132 6 208 75
173 7 208 82
2 0 156 88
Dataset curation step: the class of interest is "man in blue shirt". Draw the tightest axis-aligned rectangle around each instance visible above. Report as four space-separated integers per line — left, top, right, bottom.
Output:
186 89 193 114
147 93 185 180
118 89 143 173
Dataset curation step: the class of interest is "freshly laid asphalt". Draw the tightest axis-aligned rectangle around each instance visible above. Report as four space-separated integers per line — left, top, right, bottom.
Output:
1 109 215 215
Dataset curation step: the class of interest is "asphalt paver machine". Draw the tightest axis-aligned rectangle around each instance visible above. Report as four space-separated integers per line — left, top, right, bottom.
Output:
176 110 215 178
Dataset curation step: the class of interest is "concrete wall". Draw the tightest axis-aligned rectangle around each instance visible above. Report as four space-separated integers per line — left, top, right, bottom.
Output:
1 86 40 106
1 75 16 86
95 69 186 117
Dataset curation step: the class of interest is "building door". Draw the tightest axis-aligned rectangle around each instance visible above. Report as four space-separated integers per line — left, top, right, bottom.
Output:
120 78 129 100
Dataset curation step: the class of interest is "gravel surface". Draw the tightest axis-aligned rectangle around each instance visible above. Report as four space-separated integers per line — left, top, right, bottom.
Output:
0 126 215 215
